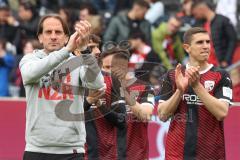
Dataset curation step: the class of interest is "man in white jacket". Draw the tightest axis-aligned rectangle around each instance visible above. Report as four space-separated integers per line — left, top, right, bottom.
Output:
20 14 105 160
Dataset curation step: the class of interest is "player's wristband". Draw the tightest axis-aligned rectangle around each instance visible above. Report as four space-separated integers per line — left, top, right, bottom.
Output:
84 97 92 111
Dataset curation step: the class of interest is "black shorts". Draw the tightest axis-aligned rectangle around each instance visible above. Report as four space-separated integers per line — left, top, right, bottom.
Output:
23 151 84 160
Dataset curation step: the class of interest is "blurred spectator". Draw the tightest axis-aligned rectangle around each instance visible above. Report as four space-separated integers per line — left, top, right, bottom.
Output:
177 0 198 38
152 15 185 69
0 4 17 44
0 0 7 6
103 0 151 44
58 7 77 33
7 1 40 53
90 0 117 15
8 1 39 37
7 0 19 12
7 0 38 12
179 0 192 17
0 38 14 96
216 0 237 28
115 0 133 12
58 0 85 9
149 64 166 102
86 34 101 58
79 3 102 35
10 38 41 97
39 0 59 12
73 34 101 58
128 32 160 81
79 3 97 19
144 0 164 25
192 0 237 67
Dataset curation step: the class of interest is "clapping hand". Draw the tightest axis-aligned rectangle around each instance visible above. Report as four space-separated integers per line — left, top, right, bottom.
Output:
175 64 188 93
66 20 91 53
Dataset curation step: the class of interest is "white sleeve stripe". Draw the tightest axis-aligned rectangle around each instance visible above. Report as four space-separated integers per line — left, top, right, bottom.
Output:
111 100 126 106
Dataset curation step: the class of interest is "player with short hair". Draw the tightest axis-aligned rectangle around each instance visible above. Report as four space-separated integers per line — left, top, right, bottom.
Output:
111 50 155 160
158 27 232 159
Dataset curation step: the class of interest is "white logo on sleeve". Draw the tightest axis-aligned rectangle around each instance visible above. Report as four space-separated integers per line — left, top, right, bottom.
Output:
223 87 232 99
204 81 215 92
226 77 231 81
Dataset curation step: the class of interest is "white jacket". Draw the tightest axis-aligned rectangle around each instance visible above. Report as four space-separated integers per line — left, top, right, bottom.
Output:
20 47 105 154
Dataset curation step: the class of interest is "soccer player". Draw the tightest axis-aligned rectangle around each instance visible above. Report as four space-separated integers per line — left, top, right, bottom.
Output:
73 34 101 59
85 45 154 159
84 47 127 160
20 14 105 160
111 51 155 160
158 27 232 159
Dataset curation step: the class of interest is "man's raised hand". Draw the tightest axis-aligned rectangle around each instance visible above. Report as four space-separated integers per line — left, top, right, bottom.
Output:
75 20 91 51
185 66 200 88
65 20 92 53
175 64 188 93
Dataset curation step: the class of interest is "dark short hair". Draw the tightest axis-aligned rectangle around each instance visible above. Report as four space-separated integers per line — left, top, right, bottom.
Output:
100 48 129 60
37 14 70 36
20 2 34 13
79 2 98 15
89 34 101 44
98 47 130 66
112 51 130 61
133 0 150 9
183 27 208 44
192 0 214 11
129 32 146 43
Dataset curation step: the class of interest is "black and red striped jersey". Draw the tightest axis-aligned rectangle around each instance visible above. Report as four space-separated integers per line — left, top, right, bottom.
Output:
84 72 127 160
85 74 155 160
125 78 155 160
159 64 232 160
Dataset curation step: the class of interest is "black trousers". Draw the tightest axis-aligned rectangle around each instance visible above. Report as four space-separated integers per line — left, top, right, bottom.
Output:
23 151 84 160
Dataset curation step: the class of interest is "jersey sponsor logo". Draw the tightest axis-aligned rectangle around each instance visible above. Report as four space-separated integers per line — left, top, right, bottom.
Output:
223 87 232 99
204 80 215 92
182 94 203 105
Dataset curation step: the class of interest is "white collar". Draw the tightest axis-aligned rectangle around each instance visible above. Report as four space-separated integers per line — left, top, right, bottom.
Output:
186 63 213 74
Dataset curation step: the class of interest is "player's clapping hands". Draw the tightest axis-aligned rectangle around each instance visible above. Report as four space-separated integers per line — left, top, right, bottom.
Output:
175 64 188 93
175 64 202 91
66 20 91 52
185 66 200 88
87 89 105 105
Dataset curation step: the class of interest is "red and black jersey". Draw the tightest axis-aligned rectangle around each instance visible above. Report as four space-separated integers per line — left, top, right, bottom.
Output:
159 65 232 160
85 75 154 160
125 78 155 160
84 72 127 160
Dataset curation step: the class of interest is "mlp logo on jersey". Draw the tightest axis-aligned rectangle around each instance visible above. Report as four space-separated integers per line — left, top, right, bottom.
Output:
204 81 215 92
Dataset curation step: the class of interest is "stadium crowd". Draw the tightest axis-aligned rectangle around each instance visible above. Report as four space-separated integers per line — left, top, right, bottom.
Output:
0 0 239 160
0 0 239 98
